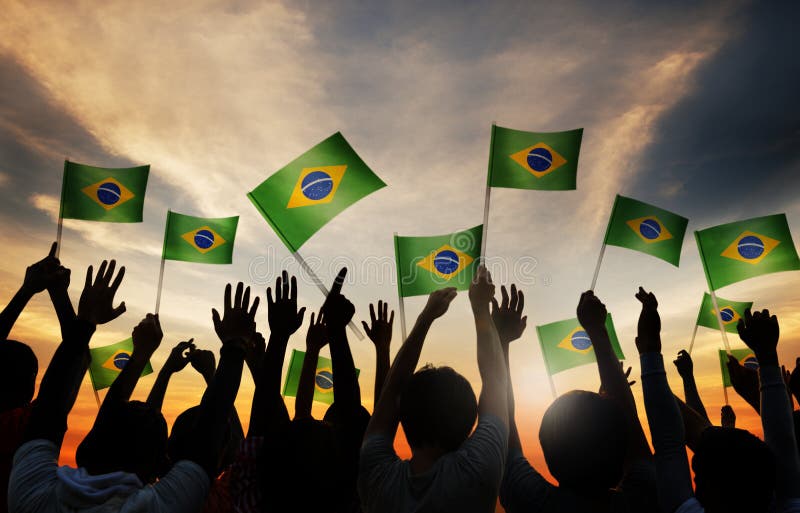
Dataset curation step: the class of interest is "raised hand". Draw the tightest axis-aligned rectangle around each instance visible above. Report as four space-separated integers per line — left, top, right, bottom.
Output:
267 270 306 338
77 260 126 325
576 290 607 332
131 313 163 356
212 282 259 349
163 339 195 374
422 287 458 322
737 308 780 365
673 350 694 379
190 349 217 383
306 311 328 353
245 331 266 379
22 242 62 294
634 286 661 354
721 405 736 428
321 268 354 331
726 354 761 412
362 300 393 350
468 265 494 312
491 284 527 344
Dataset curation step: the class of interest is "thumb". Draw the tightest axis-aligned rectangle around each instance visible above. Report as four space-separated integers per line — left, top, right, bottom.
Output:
111 302 126 320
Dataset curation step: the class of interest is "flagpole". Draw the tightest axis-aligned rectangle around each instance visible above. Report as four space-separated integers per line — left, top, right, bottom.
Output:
393 232 408 341
590 195 619 291
55 160 68 259
480 123 497 261
536 327 558 399
93 388 101 408
687 323 699 355
154 257 166 315
723 384 729 406
292 250 364 340
708 290 732 353
87 370 102 409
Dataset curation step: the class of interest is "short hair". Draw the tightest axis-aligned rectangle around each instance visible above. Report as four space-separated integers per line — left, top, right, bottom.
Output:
399 365 478 452
76 400 168 484
539 390 628 490
0 340 38 412
692 426 775 513
168 405 242 476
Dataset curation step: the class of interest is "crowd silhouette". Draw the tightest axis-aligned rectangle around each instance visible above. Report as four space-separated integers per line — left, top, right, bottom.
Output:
2 244 800 512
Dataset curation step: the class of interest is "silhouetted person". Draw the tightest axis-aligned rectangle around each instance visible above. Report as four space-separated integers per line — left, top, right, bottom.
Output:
674 349 710 422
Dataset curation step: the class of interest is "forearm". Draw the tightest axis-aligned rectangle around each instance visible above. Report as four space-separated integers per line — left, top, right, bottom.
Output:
295 347 320 419
474 308 508 423
681 376 709 422
329 327 360 410
145 368 174 411
504 345 522 451
675 395 712 452
759 360 800 500
47 286 75 340
373 346 390 404
0 286 34 340
106 350 152 404
263 333 290 393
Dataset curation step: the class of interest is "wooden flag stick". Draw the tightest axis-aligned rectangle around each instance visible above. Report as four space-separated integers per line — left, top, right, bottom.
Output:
154 257 166 315
480 123 497 261
292 250 364 340
589 243 607 291
93 388 102 408
723 384 729 406
708 289 732 354
687 323 700 355
393 232 408 341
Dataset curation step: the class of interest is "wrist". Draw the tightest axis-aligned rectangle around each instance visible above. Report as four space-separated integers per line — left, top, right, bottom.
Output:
221 338 248 357
17 284 36 299
754 350 779 368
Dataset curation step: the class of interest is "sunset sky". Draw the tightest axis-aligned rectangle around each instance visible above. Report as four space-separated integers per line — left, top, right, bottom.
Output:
1 0 799 489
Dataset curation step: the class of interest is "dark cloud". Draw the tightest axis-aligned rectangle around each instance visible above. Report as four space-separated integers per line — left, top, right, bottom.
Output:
629 0 800 221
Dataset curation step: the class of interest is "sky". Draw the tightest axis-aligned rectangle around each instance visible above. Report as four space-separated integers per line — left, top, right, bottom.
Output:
1 0 799 491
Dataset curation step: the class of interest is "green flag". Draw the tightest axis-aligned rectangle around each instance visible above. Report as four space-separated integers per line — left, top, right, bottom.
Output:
60 160 150 222
603 195 688 266
282 349 360 405
536 314 625 375
696 214 800 290
162 211 238 264
719 348 758 387
247 132 386 252
394 225 482 297
88 338 153 391
696 293 752 333
488 125 583 190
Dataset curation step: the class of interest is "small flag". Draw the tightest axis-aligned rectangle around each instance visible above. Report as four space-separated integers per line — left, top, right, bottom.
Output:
88 338 153 391
696 214 800 290
162 211 238 264
247 132 386 252
60 161 150 222
282 349 360 405
603 195 689 266
696 293 752 333
719 348 759 387
536 314 625 375
394 225 482 297
488 125 583 191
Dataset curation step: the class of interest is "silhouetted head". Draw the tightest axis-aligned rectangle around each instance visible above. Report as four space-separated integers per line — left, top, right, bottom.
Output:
692 426 775 513
258 418 346 512
0 340 37 412
76 400 168 484
168 405 242 476
539 390 628 491
399 365 478 453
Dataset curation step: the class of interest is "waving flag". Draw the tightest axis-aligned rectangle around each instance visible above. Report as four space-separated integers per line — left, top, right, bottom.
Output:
88 338 153 391
282 349 360 405
247 132 386 252
488 125 583 190
696 214 800 289
162 211 238 264
60 161 150 222
696 293 752 333
536 314 624 375
719 348 759 387
394 225 482 297
603 195 688 266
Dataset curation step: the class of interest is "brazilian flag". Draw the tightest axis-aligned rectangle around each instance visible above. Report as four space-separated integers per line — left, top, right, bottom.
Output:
282 349 360 405
247 132 386 252
536 314 624 375
162 211 238 264
488 124 583 191
719 348 759 387
603 195 688 266
394 225 482 297
60 161 150 222
88 338 153 391
696 214 800 290
696 293 752 333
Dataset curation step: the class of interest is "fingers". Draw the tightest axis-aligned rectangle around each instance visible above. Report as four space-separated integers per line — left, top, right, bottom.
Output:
48 242 57 258
274 275 282 302
234 282 244 310
281 270 289 300
510 284 518 310
297 306 306 324
389 309 395 326
500 285 509 309
249 296 261 318
491 297 499 314
370 303 376 324
104 260 116 285
212 308 221 332
242 286 251 310
744 307 753 326
361 320 371 337
84 265 94 291
96 260 108 286
110 302 126 320
517 289 524 313
382 300 388 320
266 287 274 307
224 283 232 313
330 267 347 296
110 266 126 293
310 312 316 325
290 275 298 302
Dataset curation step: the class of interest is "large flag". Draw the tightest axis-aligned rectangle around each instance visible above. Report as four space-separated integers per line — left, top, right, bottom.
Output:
696 214 800 290
696 293 752 333
536 314 625 375
395 225 482 297
162 211 239 264
488 125 583 191
719 348 759 387
60 161 150 222
603 195 688 266
88 338 153 391
247 132 386 252
282 349 360 405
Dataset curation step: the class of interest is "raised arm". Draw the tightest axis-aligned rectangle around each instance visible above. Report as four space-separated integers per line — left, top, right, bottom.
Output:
673 349 710 422
578 290 651 462
146 339 195 411
727 354 761 414
105 313 162 404
25 260 126 447
295 310 327 420
364 287 457 438
737 308 800 502
635 287 694 513
323 268 360 413
362 301 394 404
469 266 508 424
